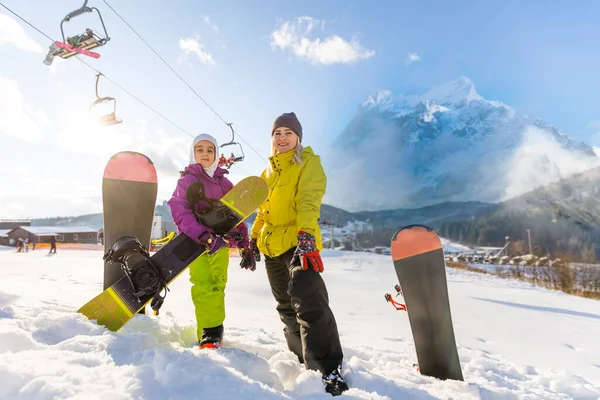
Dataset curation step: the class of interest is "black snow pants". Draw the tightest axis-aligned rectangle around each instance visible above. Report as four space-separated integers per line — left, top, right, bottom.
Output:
264 247 343 376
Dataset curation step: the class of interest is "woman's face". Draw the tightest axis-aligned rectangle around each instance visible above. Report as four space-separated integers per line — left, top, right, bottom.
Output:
194 140 216 167
272 127 298 154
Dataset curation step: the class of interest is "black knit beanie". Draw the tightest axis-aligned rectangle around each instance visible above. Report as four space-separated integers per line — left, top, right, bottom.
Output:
272 112 303 142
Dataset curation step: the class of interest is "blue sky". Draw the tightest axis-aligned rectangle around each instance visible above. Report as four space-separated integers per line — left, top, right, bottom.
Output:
1 0 599 218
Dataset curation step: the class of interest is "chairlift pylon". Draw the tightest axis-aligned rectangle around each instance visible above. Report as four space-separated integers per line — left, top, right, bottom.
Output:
90 73 123 126
218 123 245 168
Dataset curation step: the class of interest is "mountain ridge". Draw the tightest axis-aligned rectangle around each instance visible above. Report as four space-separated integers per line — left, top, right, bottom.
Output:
324 77 598 211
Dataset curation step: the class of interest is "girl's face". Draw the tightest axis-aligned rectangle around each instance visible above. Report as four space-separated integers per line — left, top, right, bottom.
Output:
194 140 216 168
272 127 298 154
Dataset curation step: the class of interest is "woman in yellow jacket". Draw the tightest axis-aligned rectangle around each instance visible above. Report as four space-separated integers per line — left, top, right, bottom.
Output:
248 112 348 396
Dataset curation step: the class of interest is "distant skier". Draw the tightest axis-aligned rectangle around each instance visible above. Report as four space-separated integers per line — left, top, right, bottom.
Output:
249 112 348 396
226 152 236 168
168 133 252 349
49 236 57 254
217 154 227 168
66 28 94 47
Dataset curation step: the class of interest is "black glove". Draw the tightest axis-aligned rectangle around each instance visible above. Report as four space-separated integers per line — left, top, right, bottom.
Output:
186 181 206 207
249 238 261 262
239 247 256 271
224 231 244 247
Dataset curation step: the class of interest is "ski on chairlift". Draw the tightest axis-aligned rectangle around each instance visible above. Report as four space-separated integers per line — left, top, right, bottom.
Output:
43 1 110 66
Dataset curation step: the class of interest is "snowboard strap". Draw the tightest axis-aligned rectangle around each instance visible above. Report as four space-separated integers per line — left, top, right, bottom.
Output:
103 236 170 314
385 294 407 311
149 284 170 316
384 284 407 311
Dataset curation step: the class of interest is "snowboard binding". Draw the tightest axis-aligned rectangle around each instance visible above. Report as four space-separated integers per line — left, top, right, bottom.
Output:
103 236 169 314
384 284 406 311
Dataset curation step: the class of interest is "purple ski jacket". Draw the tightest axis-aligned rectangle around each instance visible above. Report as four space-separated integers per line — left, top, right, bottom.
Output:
168 163 249 248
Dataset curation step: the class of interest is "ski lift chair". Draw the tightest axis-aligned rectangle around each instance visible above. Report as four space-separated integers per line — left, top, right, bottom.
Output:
91 97 123 126
90 74 123 126
57 1 110 59
219 123 245 165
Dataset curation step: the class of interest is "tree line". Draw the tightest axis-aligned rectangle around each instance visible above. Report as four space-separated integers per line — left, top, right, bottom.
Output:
438 210 598 263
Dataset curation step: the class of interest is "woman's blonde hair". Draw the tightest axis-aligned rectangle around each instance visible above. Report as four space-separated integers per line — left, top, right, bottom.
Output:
266 135 303 178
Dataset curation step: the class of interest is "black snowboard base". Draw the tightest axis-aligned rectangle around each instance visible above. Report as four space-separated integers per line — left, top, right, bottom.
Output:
391 224 464 381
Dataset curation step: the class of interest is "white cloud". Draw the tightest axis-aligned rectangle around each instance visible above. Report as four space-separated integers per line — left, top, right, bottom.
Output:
0 116 193 219
586 120 600 147
270 16 374 66
179 36 215 65
48 56 67 75
405 52 421 65
203 16 219 34
0 14 44 53
0 74 51 142
504 126 600 200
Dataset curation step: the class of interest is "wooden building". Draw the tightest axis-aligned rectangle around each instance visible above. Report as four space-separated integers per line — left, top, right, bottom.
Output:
7 226 98 245
0 229 10 246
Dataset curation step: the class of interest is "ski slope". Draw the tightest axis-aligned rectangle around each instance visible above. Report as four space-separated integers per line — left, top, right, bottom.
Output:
0 246 599 399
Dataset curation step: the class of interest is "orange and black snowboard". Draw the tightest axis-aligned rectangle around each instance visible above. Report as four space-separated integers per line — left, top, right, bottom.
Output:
391 224 463 381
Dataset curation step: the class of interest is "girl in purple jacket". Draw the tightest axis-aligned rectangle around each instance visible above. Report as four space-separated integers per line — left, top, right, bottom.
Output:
168 133 252 349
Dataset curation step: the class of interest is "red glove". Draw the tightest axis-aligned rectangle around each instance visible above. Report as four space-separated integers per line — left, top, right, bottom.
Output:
292 231 324 273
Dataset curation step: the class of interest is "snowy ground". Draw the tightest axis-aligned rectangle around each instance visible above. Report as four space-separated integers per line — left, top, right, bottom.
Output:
1 247 599 399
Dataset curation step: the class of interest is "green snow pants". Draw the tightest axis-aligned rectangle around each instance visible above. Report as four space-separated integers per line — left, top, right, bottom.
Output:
188 246 230 340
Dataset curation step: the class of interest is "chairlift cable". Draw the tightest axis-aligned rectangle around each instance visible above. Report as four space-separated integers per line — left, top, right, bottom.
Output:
0 3 194 138
1 1 265 162
0 3 54 42
231 162 251 176
101 0 267 162
76 58 194 137
1 2 196 138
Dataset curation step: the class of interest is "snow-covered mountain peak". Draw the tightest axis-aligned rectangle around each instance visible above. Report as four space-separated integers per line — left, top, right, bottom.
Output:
421 76 483 106
362 77 486 117
326 77 599 211
362 89 394 108
413 100 450 123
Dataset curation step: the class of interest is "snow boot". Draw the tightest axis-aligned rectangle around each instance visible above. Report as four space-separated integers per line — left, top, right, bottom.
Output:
199 324 223 349
323 368 348 396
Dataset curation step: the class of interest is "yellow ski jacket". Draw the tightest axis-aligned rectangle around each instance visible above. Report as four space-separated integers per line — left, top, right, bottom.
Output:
250 146 326 258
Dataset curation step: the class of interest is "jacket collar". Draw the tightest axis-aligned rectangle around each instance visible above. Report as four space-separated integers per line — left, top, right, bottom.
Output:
269 150 295 172
268 146 314 172
183 163 228 179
